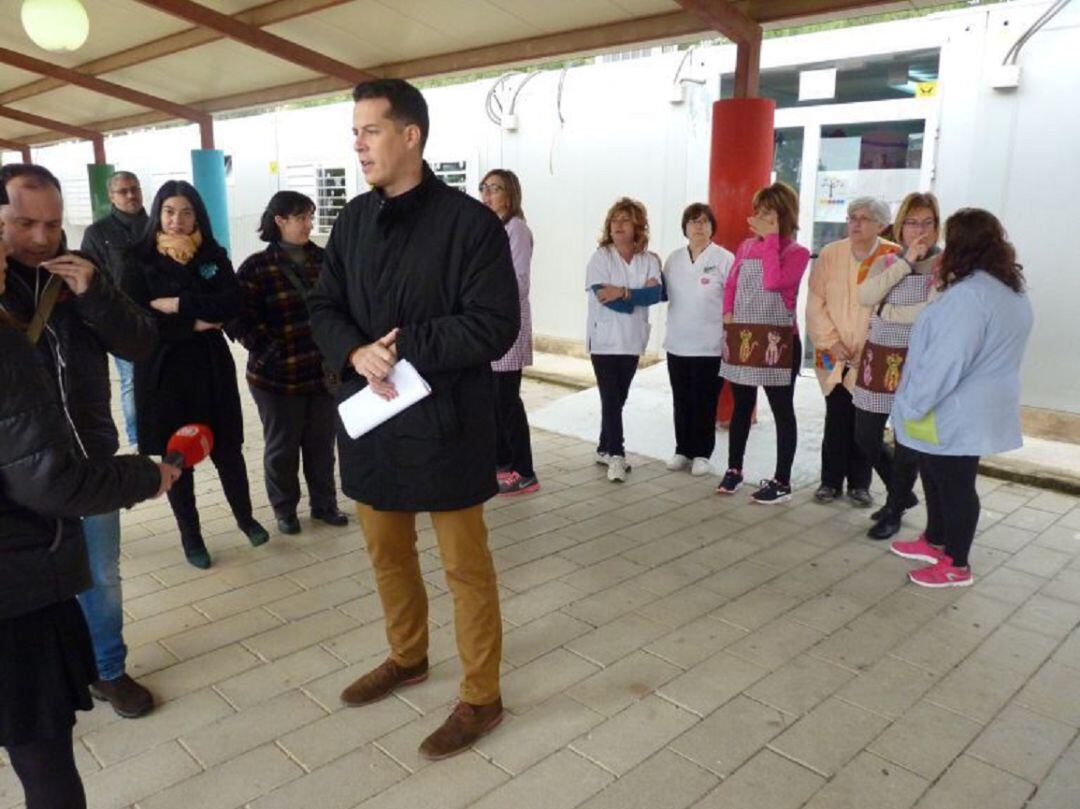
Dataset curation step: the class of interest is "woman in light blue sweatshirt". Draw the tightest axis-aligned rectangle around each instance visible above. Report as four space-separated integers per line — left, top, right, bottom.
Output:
889 209 1032 588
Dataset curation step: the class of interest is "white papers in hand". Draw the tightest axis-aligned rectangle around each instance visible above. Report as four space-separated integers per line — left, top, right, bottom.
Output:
337 359 432 439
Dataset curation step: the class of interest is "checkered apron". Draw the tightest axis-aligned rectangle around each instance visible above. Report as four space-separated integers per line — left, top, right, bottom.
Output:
720 258 794 387
853 272 931 413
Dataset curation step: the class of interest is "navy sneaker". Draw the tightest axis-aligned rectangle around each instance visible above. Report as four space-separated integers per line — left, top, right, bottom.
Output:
716 469 744 495
751 479 792 505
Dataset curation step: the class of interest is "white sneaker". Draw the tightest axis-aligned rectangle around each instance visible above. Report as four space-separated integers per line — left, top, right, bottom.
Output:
667 453 690 471
595 452 612 466
691 457 712 477
607 455 628 482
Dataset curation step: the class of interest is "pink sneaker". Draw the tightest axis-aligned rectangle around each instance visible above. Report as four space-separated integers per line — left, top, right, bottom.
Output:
496 469 513 483
498 472 540 496
890 534 946 564
908 557 973 588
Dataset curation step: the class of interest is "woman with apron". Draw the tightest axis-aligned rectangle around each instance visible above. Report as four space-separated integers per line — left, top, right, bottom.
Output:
855 192 942 540
716 182 811 504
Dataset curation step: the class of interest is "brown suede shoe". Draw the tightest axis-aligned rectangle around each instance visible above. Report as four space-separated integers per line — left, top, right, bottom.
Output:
89 674 154 718
340 657 429 706
419 698 504 761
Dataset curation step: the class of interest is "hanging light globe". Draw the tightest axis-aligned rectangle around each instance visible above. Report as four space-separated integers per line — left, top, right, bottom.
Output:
21 0 90 52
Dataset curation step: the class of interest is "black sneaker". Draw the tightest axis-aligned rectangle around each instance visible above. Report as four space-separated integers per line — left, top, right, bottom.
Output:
814 484 840 503
847 488 874 508
240 519 270 547
751 479 792 504
716 469 744 495
312 507 349 527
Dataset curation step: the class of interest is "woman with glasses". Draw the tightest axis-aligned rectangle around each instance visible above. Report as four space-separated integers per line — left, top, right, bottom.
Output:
716 182 810 504
662 203 734 477
122 181 268 569
889 209 1031 587
586 197 662 483
806 197 898 509
854 192 942 540
479 170 539 495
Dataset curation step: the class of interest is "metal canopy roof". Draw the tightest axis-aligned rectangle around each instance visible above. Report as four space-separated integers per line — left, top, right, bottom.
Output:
0 0 955 148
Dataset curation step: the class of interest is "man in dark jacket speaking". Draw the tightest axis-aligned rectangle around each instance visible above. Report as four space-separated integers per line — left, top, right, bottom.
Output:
309 79 519 760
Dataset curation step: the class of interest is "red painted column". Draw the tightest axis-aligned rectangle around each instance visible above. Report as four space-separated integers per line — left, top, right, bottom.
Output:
710 98 775 426
708 97 776 253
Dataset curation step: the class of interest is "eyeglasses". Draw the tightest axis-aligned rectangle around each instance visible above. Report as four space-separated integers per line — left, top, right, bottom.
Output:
611 215 634 225
112 186 141 196
846 215 877 225
478 183 505 194
903 218 936 230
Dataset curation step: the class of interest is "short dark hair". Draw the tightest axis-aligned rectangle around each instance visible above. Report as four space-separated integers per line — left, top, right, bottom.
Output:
257 190 315 242
751 181 800 240
681 203 716 236
0 163 62 194
352 78 429 150
136 180 221 258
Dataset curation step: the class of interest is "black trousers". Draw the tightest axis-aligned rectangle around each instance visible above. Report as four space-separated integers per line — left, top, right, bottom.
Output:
667 354 723 460
919 452 981 567
591 354 639 457
853 409 921 512
167 445 254 553
727 335 801 485
821 385 872 490
492 370 535 478
250 386 339 517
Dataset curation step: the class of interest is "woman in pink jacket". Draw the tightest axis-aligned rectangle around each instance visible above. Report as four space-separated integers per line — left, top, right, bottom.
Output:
716 182 811 504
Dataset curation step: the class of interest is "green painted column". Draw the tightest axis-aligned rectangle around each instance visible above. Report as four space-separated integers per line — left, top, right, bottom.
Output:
87 162 114 222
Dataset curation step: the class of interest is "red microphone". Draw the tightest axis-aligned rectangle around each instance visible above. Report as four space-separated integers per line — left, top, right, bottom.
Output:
164 424 214 469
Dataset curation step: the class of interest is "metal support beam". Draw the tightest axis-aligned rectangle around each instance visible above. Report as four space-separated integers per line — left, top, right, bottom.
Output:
0 106 105 162
0 138 31 163
0 47 213 146
735 32 762 97
135 0 378 84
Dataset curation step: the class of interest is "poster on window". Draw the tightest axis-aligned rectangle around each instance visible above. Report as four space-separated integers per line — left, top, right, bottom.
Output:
815 168 923 223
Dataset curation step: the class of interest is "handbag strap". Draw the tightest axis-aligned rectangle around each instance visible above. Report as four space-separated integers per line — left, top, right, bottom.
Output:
276 256 312 300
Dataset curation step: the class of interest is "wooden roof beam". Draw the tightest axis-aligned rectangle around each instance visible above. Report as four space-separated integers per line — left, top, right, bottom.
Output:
0 47 214 148
0 106 104 162
135 0 378 85
675 1 762 97
0 0 354 106
0 138 32 163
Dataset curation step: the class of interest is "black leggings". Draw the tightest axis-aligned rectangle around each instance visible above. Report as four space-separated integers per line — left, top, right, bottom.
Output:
920 453 981 567
167 445 254 553
727 335 801 485
492 370 535 477
853 409 921 512
6 732 86 809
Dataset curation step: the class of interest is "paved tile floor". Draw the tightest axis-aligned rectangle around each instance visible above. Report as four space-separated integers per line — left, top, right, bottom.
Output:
3 370 1080 809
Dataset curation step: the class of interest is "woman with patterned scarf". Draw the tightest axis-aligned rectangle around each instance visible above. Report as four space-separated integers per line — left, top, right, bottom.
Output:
122 181 268 569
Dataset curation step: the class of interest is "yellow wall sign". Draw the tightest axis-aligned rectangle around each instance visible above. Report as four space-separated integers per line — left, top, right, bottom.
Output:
269 161 279 175
915 81 938 98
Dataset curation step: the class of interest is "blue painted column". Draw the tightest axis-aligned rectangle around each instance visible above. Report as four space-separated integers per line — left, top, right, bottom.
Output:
190 149 230 255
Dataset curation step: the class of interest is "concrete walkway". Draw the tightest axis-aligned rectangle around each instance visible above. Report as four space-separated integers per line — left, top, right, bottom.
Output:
2 366 1080 809
526 351 1080 493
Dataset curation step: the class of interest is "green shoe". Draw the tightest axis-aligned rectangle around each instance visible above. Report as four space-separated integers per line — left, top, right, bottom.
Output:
242 519 270 547
185 549 212 569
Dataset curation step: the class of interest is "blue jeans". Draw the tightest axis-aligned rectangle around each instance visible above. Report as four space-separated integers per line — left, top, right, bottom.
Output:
115 356 137 447
78 511 127 682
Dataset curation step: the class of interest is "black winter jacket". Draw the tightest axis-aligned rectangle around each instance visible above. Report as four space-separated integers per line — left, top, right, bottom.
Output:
81 207 149 285
121 243 245 455
0 257 158 461
309 165 519 511
0 324 160 620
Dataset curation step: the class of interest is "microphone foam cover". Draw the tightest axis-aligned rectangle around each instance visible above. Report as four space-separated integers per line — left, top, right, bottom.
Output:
166 424 214 468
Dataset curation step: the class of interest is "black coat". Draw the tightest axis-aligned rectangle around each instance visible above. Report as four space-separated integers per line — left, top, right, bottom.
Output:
0 257 157 461
309 165 519 512
121 244 245 456
0 324 160 620
81 207 149 285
